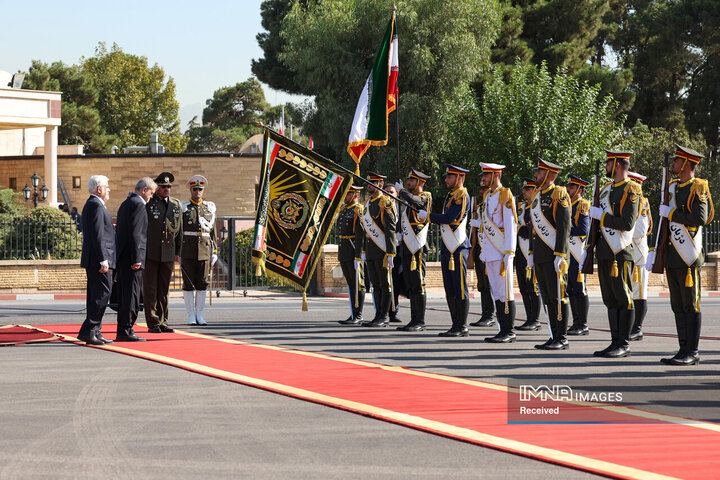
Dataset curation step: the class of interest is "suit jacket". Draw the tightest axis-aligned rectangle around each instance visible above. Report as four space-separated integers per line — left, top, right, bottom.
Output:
116 192 148 268
80 195 116 269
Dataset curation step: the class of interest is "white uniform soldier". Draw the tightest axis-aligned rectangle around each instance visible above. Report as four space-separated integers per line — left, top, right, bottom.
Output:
470 162 518 343
628 171 651 341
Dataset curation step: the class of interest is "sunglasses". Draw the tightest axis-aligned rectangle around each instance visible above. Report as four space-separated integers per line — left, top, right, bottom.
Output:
192 187 204 191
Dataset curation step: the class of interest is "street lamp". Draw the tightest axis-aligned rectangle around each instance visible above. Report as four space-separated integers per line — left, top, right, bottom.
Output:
22 172 48 207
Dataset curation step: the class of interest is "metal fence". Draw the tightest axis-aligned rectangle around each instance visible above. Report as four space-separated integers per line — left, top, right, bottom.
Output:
0 216 82 260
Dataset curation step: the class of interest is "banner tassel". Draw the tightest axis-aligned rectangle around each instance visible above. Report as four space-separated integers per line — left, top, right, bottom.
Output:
685 268 694 287
302 290 308 311
610 260 619 278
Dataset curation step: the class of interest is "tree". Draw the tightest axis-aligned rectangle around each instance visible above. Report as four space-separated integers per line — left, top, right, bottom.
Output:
82 43 188 153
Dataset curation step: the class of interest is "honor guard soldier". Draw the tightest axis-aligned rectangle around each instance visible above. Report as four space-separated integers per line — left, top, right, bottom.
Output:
529 160 571 350
180 175 217 326
393 169 432 331
647 146 714 365
418 165 471 336
144 172 183 333
627 172 651 341
384 183 406 323
515 178 542 331
337 185 367 325
565 175 591 336
469 183 497 327
470 163 518 343
587 150 641 358
360 173 397 327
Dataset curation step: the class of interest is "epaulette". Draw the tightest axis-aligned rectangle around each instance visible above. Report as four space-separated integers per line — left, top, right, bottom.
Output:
380 194 395 213
205 200 217 214
451 187 468 205
498 186 514 206
419 191 432 200
670 178 680 185
551 185 570 207
689 178 714 224
578 198 590 216
627 180 642 196
181 200 190 212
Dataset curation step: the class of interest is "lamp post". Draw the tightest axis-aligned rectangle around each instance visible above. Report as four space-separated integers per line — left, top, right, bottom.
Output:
22 172 48 208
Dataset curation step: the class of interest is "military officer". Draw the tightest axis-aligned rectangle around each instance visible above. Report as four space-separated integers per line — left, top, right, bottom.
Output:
337 185 367 325
528 160 571 350
647 145 713 366
627 171 651 341
385 183 405 323
469 184 497 328
144 171 183 333
587 150 641 358
418 165 471 337
565 175 591 336
515 178 542 332
393 169 432 331
180 175 217 326
360 173 397 327
470 163 518 343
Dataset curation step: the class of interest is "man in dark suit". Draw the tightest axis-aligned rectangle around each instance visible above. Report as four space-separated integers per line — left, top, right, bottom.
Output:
77 175 116 346
115 177 156 341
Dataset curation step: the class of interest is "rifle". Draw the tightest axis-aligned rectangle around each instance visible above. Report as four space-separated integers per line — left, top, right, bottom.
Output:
652 152 671 274
581 158 602 274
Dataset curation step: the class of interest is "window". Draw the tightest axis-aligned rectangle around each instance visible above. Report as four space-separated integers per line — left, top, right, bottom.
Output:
9 178 17 190
72 176 81 189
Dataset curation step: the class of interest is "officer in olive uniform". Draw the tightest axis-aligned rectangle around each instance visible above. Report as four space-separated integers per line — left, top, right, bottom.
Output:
337 185 367 325
360 173 397 327
515 178 542 331
627 171 652 341
181 175 217 326
528 160 571 350
144 172 183 333
469 184 497 328
647 145 714 366
418 165 471 337
565 175 591 336
393 169 432 331
587 151 641 358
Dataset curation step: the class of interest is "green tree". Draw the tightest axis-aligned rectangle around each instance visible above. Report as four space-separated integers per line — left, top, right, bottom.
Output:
82 43 188 153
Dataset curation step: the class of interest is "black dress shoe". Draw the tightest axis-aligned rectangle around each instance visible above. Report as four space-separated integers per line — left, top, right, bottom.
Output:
158 325 174 333
147 326 162 333
484 332 516 343
339 316 363 325
516 320 542 331
115 334 147 342
96 333 114 345
470 317 496 327
537 339 569 350
77 333 105 346
439 328 469 337
567 324 589 336
661 352 699 365
593 344 615 357
389 316 402 323
397 323 426 332
363 319 389 327
601 345 630 358
629 329 643 341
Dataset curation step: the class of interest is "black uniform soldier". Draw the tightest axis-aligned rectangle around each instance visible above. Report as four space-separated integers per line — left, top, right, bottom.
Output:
515 178 542 331
384 183 406 323
181 175 217 326
394 169 432 331
627 171 652 341
587 150 641 358
565 175 591 336
528 160 571 350
360 173 397 327
144 172 183 333
647 145 714 365
337 185 367 325
469 184 497 328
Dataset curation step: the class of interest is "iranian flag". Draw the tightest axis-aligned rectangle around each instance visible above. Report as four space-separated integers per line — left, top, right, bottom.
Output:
347 11 398 174
319 171 343 199
291 250 309 277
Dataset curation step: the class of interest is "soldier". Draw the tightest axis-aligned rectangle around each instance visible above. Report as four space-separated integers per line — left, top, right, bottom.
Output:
393 169 432 331
337 185 367 325
418 165 471 337
587 150 641 358
647 145 713 366
360 173 397 327
565 175 591 336
384 183 405 323
144 171 183 334
469 184 497 327
181 175 217 326
528 160 571 350
470 163 518 343
627 171 651 341
515 178 542 332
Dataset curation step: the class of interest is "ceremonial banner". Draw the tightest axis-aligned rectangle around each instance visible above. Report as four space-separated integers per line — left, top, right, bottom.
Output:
253 129 353 309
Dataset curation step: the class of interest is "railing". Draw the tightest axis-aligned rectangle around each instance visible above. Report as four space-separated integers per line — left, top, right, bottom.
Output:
0 216 82 260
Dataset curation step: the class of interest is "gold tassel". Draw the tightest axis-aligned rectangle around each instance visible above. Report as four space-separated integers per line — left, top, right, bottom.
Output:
302 290 308 311
533 272 537 283
410 254 417 271
610 260 618 278
685 268 694 287
355 163 360 176
633 266 640 283
577 270 583 283
255 253 265 276
500 262 506 276
449 254 455 271
526 266 532 280
383 255 389 268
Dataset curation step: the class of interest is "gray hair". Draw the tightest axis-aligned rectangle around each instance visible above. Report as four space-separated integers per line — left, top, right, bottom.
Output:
87 175 109 194
135 176 157 192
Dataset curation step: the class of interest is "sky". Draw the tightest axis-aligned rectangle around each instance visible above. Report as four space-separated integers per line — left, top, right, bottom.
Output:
0 0 307 128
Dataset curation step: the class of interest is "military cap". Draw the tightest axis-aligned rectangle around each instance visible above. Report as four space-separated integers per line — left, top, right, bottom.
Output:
407 168 430 182
349 185 364 191
155 171 175 186
479 162 506 174
444 164 469 176
605 150 631 166
536 159 562 173
567 174 589 188
522 178 536 189
186 174 208 188
672 145 704 164
627 171 647 183
366 172 386 183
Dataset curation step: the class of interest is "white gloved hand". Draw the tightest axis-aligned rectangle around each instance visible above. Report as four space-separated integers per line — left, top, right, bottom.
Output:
387 256 394 268
417 210 428 221
645 251 656 271
469 218 482 228
394 182 403 192
659 205 672 219
354 259 361 270
211 254 218 266
396 232 403 243
527 253 534 269
361 253 366 262
589 206 604 220
553 256 564 273
503 253 515 265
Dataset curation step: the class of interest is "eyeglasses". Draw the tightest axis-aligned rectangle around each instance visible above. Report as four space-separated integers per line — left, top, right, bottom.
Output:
192 187 204 191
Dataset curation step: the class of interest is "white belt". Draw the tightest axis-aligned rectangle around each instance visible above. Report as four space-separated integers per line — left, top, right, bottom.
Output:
184 231 210 237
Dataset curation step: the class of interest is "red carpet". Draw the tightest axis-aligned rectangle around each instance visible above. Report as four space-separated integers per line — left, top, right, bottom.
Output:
32 323 720 479
1 325 60 346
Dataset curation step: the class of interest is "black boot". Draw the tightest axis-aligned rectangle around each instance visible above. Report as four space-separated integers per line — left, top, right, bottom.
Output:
663 312 700 365
567 296 589 335
661 313 688 363
485 300 516 343
471 290 496 326
339 290 365 325
439 297 462 336
517 293 541 330
454 298 470 336
602 308 632 358
630 299 646 341
363 289 389 327
594 308 618 356
543 301 570 350
398 294 426 331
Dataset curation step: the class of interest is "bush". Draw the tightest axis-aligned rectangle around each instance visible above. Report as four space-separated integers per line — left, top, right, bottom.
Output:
1 206 81 260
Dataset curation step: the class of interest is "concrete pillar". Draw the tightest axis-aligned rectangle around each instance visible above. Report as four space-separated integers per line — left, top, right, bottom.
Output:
44 126 58 206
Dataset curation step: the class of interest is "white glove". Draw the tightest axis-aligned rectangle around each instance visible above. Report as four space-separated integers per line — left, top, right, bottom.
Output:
396 232 403 243
645 251 655 271
469 218 482 228
589 206 604 220
527 253 534 269
503 253 515 265
553 256 564 273
211 254 218 266
387 256 394 268
417 210 428 221
354 259 361 270
361 253 366 262
394 182 403 192
659 205 672 219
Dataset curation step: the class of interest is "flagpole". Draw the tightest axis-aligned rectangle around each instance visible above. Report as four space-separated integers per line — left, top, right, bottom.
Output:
394 5 401 181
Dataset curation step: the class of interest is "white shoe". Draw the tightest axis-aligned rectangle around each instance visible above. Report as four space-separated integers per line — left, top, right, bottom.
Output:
183 291 197 325
195 290 207 325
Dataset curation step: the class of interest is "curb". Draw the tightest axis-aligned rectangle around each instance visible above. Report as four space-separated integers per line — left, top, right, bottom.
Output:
323 291 720 299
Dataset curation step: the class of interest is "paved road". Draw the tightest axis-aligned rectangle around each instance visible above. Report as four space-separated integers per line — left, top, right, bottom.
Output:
2 294 718 479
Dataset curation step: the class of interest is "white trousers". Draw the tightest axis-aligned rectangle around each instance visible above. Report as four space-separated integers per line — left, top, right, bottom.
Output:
631 264 649 300
486 259 514 303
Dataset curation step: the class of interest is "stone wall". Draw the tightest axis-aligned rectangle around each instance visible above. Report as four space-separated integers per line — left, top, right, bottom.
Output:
0 260 86 292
